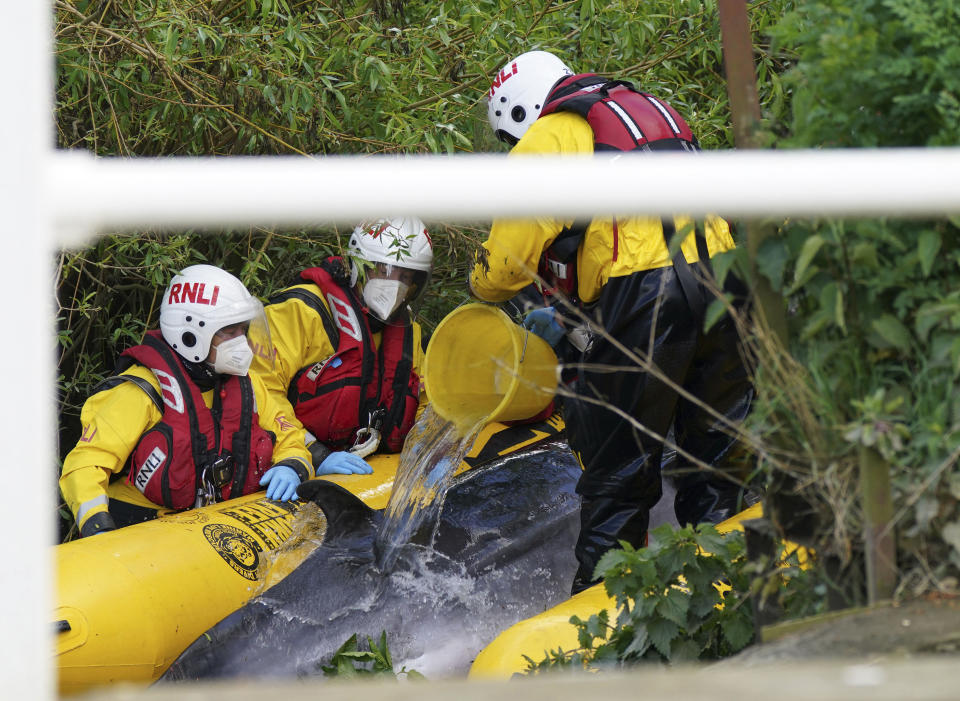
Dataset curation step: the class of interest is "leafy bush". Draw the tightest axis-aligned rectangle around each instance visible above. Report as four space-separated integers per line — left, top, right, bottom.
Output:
524 524 755 671
523 523 825 673
745 0 960 597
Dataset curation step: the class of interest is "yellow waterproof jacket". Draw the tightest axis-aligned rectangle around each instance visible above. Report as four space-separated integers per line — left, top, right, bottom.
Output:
253 282 426 439
60 363 312 532
469 111 736 304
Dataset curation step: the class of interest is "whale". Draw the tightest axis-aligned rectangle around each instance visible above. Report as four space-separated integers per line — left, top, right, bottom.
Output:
160 441 583 682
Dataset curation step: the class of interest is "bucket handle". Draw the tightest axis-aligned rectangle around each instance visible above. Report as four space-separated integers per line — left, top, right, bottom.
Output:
520 329 529 363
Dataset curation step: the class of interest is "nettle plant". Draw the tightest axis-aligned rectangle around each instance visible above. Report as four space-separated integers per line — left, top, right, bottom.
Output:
321 632 424 680
525 523 756 671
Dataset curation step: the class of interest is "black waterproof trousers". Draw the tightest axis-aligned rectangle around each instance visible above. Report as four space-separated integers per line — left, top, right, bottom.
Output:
565 265 753 593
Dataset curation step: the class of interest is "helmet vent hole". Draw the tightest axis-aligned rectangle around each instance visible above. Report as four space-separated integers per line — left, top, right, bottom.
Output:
494 110 502 117
198 321 205 327
181 332 197 347
185 315 192 322
511 106 526 123
500 96 506 103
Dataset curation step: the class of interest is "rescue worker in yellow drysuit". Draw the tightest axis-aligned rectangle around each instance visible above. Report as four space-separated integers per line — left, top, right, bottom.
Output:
471 51 754 593
60 264 313 537
252 217 433 474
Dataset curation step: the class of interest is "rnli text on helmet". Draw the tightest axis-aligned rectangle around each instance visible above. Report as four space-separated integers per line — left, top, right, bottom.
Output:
168 283 221 306
487 62 518 101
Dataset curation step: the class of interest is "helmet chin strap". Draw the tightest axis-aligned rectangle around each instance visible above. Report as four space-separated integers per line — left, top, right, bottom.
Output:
181 355 217 390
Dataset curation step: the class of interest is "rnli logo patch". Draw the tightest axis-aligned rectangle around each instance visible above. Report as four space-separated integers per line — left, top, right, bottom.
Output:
203 523 263 580
134 446 166 493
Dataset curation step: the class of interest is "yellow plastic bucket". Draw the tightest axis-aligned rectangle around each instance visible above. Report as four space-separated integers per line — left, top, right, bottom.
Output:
424 303 558 431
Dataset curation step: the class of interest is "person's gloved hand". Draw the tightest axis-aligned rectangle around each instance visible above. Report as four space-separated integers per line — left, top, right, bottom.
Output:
259 464 301 501
522 307 564 348
317 451 374 476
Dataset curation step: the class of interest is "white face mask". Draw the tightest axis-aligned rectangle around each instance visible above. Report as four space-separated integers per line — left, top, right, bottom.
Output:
362 279 409 321
210 334 253 376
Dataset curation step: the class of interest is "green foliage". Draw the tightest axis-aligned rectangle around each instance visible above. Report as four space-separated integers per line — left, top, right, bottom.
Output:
321 631 423 680
774 0 960 148
56 0 794 157
524 526 829 674
524 524 756 671
741 0 960 595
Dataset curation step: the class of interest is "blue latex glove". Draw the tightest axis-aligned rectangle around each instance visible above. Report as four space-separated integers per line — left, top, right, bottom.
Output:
522 307 564 348
317 451 374 476
259 464 301 501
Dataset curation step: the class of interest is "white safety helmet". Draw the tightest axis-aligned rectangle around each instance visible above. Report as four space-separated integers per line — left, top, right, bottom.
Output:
486 50 573 146
347 217 433 323
159 264 270 374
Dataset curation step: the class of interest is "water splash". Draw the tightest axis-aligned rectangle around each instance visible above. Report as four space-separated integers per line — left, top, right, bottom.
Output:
253 503 327 594
374 405 485 572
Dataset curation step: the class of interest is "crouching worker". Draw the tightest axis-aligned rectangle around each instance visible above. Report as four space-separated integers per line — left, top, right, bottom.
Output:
254 217 433 475
60 264 313 537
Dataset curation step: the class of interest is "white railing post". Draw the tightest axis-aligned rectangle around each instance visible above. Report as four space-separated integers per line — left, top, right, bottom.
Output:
1 3 55 698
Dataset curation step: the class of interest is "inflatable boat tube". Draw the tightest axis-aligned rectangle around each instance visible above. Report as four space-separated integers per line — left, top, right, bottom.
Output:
55 414 565 696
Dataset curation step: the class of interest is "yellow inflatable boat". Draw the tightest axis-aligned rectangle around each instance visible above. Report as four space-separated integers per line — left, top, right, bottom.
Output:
55 414 564 696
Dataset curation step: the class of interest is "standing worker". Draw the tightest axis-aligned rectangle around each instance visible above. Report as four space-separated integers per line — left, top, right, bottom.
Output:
471 50 753 593
253 217 434 474
60 264 314 537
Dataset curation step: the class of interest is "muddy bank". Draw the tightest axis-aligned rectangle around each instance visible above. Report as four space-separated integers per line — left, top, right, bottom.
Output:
723 595 960 664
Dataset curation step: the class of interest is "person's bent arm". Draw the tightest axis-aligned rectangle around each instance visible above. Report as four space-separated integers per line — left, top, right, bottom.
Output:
250 372 314 483
254 286 339 468
59 368 161 536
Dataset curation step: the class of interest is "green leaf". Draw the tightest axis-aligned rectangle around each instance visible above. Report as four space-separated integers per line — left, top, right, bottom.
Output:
850 242 879 268
708 249 737 289
703 296 729 334
692 525 727 555
688 589 721 618
818 282 846 334
646 617 679 659
789 234 825 292
656 587 691 627
623 623 650 656
657 541 693 580
872 314 913 352
755 237 790 291
671 638 703 661
917 230 942 277
579 0 595 24
719 613 754 652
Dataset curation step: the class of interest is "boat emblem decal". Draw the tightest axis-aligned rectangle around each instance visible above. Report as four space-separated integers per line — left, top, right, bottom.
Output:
203 523 263 580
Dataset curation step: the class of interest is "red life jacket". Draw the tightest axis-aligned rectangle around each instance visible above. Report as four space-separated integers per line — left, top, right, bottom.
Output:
536 74 700 300
120 332 275 509
285 261 420 453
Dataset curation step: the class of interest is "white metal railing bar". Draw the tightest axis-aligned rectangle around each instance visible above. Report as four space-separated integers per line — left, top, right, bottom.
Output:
49 147 960 247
